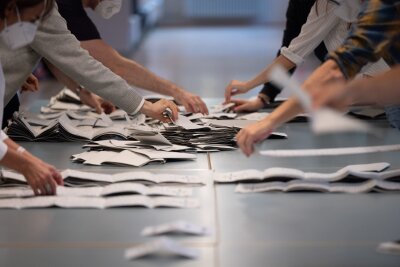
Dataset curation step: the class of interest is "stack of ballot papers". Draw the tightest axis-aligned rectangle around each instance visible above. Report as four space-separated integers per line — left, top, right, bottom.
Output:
0 169 206 209
212 163 400 193
5 112 136 142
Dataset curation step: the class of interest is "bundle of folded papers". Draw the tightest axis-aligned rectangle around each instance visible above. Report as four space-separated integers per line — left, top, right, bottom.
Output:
0 169 206 209
212 162 400 193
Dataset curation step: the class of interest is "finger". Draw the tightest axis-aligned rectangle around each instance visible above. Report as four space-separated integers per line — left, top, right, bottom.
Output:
184 101 194 113
244 134 255 157
197 98 209 115
37 181 47 196
168 102 179 121
225 86 234 102
30 181 40 196
51 169 64 186
46 177 57 195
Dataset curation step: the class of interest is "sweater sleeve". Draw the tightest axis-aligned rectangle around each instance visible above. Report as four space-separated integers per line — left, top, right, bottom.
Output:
30 5 144 114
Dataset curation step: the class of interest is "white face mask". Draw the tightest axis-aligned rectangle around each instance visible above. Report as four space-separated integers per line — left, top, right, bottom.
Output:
95 0 122 19
0 6 40 50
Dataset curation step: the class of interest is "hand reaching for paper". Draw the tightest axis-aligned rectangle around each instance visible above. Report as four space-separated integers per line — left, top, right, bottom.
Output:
236 120 273 157
140 99 179 123
20 157 63 196
21 74 40 92
79 88 116 114
224 80 252 102
174 90 208 115
230 98 264 112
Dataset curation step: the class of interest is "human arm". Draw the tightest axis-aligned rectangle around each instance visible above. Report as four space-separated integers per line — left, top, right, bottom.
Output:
80 39 208 114
30 6 177 120
0 132 63 195
225 0 340 102
312 65 400 110
236 97 303 156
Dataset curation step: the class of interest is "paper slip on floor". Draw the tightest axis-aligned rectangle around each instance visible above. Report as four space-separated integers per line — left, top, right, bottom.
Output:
125 238 199 260
141 221 212 236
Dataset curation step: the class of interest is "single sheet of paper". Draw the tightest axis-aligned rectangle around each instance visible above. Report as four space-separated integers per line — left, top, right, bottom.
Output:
260 144 400 157
141 221 212 236
124 238 200 260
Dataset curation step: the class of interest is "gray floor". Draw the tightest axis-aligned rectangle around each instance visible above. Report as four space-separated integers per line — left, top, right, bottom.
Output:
2 27 400 266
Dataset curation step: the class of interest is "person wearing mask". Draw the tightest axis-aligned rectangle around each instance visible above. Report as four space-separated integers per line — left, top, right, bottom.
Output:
233 0 392 156
40 0 207 115
0 0 63 195
0 1 179 130
225 0 328 112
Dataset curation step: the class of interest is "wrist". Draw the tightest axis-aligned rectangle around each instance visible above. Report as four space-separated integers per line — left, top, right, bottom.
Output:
140 101 153 116
257 94 270 108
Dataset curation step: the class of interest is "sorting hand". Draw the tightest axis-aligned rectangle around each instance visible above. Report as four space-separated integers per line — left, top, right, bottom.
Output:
236 120 273 157
141 99 179 123
224 80 251 102
21 74 40 92
174 91 209 115
230 98 264 112
21 159 63 196
79 88 115 114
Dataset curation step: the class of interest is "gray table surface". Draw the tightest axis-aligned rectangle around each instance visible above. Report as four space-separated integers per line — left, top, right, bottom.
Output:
2 102 400 266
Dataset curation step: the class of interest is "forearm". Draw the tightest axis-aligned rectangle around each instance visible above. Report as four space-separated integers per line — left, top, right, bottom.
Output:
44 60 80 93
347 66 400 106
259 97 304 129
115 56 183 97
246 55 296 90
81 40 184 97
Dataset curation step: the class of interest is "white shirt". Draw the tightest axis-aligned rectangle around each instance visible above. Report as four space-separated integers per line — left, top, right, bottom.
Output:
280 0 390 77
0 63 9 160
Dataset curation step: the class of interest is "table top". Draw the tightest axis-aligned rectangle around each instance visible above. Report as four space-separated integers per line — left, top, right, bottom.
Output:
2 104 400 266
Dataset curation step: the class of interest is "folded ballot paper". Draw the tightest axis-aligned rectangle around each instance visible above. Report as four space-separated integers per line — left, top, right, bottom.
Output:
213 162 390 183
0 169 206 187
125 238 199 260
211 162 400 194
0 183 193 198
141 221 212 237
0 195 200 209
377 240 400 255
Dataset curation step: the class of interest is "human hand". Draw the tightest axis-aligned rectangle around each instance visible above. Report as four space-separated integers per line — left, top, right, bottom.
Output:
140 99 179 122
80 89 116 114
230 98 264 112
236 120 273 157
174 90 208 114
224 80 252 102
20 159 63 196
21 74 39 92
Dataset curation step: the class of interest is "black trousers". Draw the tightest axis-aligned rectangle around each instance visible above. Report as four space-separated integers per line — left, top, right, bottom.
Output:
2 94 20 129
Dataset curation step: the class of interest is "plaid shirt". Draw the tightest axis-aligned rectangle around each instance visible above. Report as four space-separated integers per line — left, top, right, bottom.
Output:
329 0 400 79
